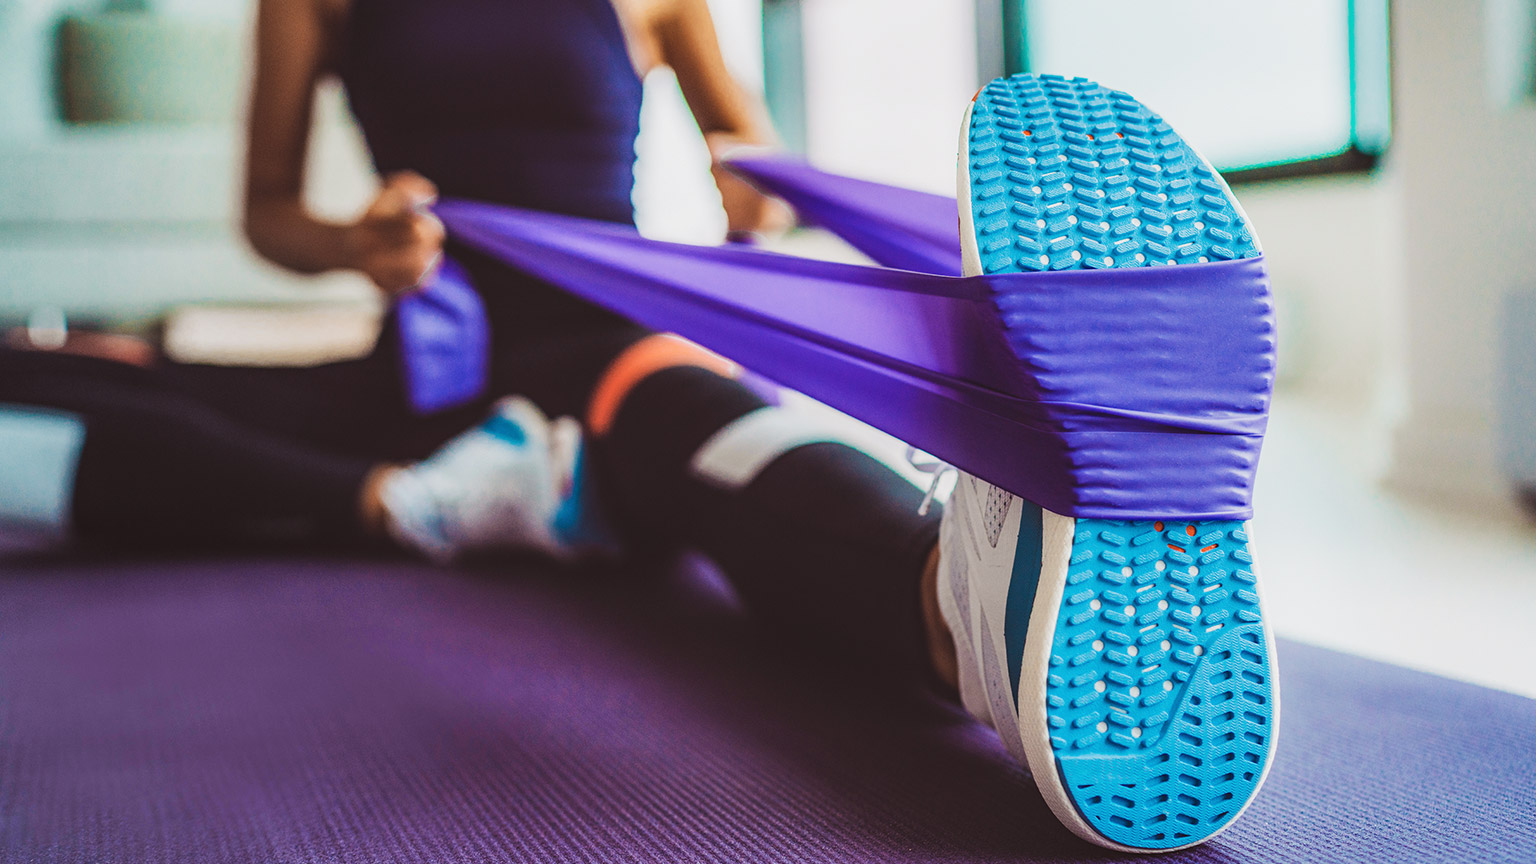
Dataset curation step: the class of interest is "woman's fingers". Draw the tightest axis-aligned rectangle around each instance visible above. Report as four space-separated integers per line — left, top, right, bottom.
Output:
409 250 444 292
352 172 446 294
375 171 438 216
717 171 793 238
349 223 442 295
389 171 438 203
370 206 444 251
412 207 446 249
367 173 440 236
374 241 443 295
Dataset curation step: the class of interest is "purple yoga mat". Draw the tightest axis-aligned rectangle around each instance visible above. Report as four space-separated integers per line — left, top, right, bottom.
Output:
437 198 1272 520
2 553 1532 863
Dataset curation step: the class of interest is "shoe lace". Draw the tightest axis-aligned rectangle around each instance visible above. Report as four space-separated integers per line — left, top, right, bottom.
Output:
904 446 955 516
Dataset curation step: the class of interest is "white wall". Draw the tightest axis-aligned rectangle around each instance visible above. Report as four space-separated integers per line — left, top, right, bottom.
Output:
1387 0 1536 510
1239 0 1536 513
0 83 381 321
1115 0 1536 515
800 0 978 194
1236 172 1405 407
790 0 1410 418
0 0 58 138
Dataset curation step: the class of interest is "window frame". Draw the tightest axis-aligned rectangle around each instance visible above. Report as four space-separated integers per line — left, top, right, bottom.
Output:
978 0 1393 184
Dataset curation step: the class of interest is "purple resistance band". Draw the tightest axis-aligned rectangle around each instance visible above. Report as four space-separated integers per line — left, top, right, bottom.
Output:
396 256 490 414
396 156 962 414
723 153 964 276
435 193 1273 521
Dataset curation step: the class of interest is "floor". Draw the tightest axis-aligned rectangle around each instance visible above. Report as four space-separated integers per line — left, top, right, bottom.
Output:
1253 396 1536 698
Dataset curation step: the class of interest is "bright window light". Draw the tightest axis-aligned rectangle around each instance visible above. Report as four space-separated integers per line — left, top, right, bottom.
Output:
1018 0 1390 176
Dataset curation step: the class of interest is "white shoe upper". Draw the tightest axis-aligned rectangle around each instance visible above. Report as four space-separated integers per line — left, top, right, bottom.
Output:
938 471 1052 767
382 396 572 563
938 471 1093 830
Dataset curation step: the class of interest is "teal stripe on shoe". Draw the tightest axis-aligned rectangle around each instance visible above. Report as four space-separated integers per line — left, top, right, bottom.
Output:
481 413 530 447
1004 497 1044 701
551 444 622 555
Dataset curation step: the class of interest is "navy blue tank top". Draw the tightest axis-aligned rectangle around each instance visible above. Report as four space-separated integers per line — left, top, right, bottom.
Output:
340 0 644 225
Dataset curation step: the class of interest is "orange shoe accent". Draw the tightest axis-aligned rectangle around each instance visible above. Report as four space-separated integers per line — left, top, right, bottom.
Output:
587 333 738 437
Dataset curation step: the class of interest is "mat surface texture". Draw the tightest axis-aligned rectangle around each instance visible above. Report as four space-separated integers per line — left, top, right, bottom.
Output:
1 553 1533 863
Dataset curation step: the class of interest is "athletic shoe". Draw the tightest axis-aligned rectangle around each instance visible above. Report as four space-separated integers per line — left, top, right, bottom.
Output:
938 73 1278 852
382 396 617 563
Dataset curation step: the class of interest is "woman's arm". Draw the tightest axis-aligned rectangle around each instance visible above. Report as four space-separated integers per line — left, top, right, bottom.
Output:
243 0 442 294
652 0 792 237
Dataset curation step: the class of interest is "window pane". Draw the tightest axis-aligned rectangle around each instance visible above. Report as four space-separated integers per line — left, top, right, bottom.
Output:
1023 0 1371 172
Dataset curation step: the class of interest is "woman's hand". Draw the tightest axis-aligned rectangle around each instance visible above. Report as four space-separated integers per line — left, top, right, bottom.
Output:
707 135 794 242
343 172 446 296
715 168 795 242
654 0 794 242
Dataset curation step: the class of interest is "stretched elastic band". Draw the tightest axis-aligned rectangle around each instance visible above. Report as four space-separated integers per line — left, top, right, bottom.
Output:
587 334 738 436
723 154 963 276
397 256 491 414
437 184 1273 520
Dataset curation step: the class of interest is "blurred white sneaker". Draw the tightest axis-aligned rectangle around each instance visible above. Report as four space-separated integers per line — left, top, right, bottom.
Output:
381 396 576 563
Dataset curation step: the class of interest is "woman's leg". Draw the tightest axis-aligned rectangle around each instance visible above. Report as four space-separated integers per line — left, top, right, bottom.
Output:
597 361 945 680
0 351 377 545
0 349 578 559
473 315 944 681
155 320 488 463
444 243 949 680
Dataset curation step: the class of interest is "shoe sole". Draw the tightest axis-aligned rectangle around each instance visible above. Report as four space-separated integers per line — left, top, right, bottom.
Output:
959 74 1278 852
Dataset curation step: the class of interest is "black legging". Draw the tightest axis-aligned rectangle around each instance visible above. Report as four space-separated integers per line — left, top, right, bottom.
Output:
0 244 941 673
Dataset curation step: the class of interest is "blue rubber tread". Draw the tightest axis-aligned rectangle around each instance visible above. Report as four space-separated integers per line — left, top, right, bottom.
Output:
1049 518 1272 848
966 74 1258 276
967 74 1273 849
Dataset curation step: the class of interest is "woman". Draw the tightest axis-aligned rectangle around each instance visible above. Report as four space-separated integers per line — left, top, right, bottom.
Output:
0 0 950 690
240 0 947 659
